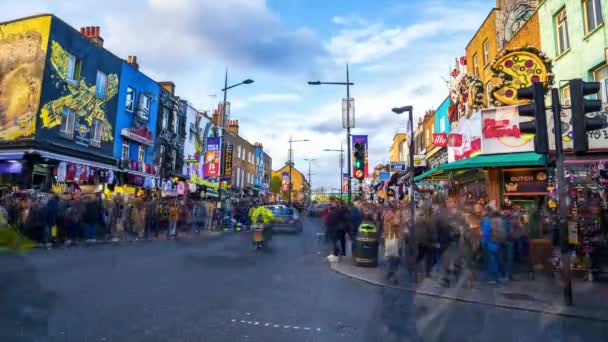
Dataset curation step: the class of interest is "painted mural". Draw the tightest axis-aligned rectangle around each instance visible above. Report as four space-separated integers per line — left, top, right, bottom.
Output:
39 40 117 143
490 46 554 106
0 16 51 141
497 0 536 50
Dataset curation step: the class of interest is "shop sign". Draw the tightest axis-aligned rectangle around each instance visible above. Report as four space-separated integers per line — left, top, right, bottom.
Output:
379 172 390 181
481 106 534 155
413 155 426 167
204 137 221 178
342 173 349 192
503 168 548 194
432 133 448 147
223 144 233 177
548 106 608 151
390 162 406 172
281 171 289 191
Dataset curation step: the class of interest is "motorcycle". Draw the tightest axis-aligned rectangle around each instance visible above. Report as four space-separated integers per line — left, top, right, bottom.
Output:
252 216 271 251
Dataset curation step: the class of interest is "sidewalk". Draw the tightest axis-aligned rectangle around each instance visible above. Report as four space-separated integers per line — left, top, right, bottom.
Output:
330 244 608 322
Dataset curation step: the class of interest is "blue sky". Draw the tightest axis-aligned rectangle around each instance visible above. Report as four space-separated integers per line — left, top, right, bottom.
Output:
1 0 494 190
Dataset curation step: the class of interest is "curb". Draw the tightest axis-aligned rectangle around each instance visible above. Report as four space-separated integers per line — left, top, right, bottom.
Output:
330 263 608 323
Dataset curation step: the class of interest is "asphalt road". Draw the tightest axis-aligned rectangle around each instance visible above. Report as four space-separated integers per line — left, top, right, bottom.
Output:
1 217 606 342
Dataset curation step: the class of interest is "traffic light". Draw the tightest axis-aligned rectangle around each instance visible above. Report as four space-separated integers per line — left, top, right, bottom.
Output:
569 79 606 154
353 142 365 180
517 82 549 154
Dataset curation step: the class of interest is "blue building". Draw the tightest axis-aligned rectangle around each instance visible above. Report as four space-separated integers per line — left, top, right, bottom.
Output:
435 96 451 135
114 57 160 188
427 96 450 168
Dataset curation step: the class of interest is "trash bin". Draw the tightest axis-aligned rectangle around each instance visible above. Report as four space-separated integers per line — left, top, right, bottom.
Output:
352 223 379 267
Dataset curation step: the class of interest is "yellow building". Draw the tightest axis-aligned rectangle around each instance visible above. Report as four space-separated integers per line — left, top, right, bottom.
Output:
389 133 407 163
466 8 499 107
272 165 310 203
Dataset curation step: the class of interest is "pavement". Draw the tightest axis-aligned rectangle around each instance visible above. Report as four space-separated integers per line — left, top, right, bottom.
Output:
0 217 606 341
331 241 608 322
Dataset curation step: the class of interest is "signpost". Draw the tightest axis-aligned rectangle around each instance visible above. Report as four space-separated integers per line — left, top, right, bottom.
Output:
390 162 407 172
378 172 390 181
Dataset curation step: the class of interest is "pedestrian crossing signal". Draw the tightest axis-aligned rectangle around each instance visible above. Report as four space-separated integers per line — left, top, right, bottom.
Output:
354 142 365 180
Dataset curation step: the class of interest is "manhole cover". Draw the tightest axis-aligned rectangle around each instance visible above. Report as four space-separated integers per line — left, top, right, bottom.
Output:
500 292 537 302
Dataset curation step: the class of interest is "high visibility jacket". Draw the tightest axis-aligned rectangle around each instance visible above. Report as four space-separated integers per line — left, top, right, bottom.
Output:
250 206 274 224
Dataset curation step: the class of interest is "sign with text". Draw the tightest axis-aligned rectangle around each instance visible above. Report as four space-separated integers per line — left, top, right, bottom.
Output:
390 162 407 172
223 144 233 178
481 106 534 155
503 168 548 195
351 135 369 178
204 137 221 178
432 133 448 147
342 173 349 192
547 105 608 151
379 171 391 181
281 171 289 191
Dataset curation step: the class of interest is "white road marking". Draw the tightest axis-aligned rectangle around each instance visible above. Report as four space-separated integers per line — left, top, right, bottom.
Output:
303 327 311 331
240 320 246 323
273 325 280 328
232 317 321 333
245 312 251 315
264 323 270 327
293 326 300 330
232 319 236 322
247 321 253 324
283 325 290 329
254 322 259 325
317 328 322 332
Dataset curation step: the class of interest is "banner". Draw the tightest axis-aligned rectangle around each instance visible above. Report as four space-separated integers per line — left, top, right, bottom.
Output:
281 171 289 191
204 137 221 178
342 173 349 192
448 111 482 162
351 135 369 178
255 147 263 187
223 144 233 178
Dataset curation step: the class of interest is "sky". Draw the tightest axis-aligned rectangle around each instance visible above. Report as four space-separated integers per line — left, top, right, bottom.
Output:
1 0 494 191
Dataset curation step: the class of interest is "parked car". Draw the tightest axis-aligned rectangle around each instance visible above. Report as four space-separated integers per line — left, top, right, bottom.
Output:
266 206 303 233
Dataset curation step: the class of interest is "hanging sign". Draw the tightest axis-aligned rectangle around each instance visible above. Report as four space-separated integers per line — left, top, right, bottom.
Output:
204 137 221 177
432 133 448 147
281 171 289 191
223 144 233 178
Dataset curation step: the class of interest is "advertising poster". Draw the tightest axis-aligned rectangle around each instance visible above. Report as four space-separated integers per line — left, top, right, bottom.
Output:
481 106 534 155
351 135 369 178
281 171 289 191
447 112 482 162
342 173 349 192
204 137 221 178
223 144 233 178
255 148 263 187
547 106 608 152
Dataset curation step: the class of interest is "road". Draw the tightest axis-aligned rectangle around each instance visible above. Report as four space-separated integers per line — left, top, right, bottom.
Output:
1 217 606 342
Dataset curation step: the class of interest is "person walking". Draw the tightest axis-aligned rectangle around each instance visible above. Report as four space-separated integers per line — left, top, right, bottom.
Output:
168 200 180 238
83 195 99 243
481 207 501 285
384 202 403 284
145 197 158 238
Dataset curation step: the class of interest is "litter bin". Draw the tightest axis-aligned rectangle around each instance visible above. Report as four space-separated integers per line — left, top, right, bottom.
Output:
352 223 379 267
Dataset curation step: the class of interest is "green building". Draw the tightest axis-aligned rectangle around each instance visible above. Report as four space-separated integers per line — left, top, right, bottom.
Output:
538 0 607 103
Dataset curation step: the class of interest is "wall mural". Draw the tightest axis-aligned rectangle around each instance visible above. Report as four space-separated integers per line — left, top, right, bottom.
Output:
490 46 553 107
40 40 117 143
497 0 536 50
0 16 50 141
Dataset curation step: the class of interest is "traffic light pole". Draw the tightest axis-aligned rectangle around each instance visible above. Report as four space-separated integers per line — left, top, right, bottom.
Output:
551 88 572 306
346 66 352 204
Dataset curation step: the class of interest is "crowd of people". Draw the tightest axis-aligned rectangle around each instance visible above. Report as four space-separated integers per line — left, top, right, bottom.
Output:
320 195 540 287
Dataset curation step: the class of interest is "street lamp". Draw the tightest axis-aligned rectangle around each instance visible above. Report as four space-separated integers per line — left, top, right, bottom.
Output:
287 137 310 206
216 69 254 211
392 105 415 272
324 143 345 201
308 64 354 204
303 158 317 205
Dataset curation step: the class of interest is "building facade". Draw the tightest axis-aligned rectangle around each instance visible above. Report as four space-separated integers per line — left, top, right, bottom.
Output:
272 165 309 203
389 133 406 163
114 56 160 188
155 83 186 182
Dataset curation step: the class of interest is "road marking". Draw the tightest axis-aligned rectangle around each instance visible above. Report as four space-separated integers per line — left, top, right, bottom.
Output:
264 323 270 326
293 326 300 330
233 317 321 333
303 327 311 331
247 321 252 324
273 325 280 328
254 322 259 325
283 325 290 329
231 319 236 322
240 320 246 323
317 328 322 332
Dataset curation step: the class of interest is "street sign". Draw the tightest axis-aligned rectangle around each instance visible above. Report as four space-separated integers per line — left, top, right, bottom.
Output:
390 162 407 172
379 172 390 181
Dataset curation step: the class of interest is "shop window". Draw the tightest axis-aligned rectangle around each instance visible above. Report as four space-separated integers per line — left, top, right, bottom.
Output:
138 145 145 163
483 39 489 65
162 107 169 129
66 53 81 86
555 8 570 55
583 0 603 34
60 107 75 139
593 64 608 103
95 70 107 99
90 119 103 147
121 141 130 160
126 86 135 112
137 94 150 120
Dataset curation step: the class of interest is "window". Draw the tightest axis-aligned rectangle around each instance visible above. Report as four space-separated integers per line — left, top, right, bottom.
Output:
237 145 241 160
162 107 169 129
159 145 165 166
562 85 571 106
171 149 177 170
66 53 81 85
486 82 493 104
138 94 150 120
440 117 446 133
90 119 103 147
483 39 489 65
95 71 107 99
174 114 180 133
125 87 135 112
555 8 570 55
583 0 603 34
593 64 608 103
60 107 75 138
121 142 130 160
473 53 479 77
138 145 145 163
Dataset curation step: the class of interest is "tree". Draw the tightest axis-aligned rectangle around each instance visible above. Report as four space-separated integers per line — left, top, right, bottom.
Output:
270 175 282 194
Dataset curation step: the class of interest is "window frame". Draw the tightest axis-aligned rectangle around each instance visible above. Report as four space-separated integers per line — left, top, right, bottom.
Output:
482 39 490 66
121 141 130 161
138 145 145 163
561 84 571 106
171 149 177 170
137 94 150 120
126 86 135 112
95 70 108 100
66 52 81 86
583 0 603 34
555 8 570 55
592 64 608 103
90 118 103 147
159 145 165 166
60 107 75 139
162 107 169 129
473 53 479 77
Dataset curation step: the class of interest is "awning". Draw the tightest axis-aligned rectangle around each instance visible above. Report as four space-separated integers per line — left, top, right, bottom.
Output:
123 169 159 179
414 152 546 181
0 149 118 171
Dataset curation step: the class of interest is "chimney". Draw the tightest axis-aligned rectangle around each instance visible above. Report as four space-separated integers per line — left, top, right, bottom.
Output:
228 119 239 135
80 26 104 47
211 109 219 125
159 81 176 95
127 55 139 70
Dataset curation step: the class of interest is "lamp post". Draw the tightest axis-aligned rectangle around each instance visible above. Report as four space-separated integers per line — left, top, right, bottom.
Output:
216 69 254 210
392 105 415 273
303 158 317 205
308 64 354 204
287 137 309 206
324 143 345 201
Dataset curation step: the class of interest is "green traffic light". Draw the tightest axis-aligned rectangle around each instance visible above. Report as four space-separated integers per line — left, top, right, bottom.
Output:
354 160 362 168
